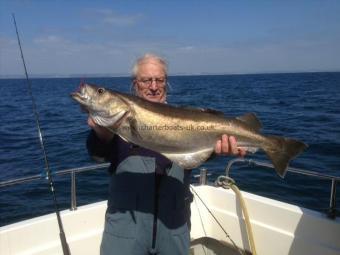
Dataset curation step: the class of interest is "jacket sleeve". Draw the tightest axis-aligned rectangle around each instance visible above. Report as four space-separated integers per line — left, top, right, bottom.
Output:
86 130 113 163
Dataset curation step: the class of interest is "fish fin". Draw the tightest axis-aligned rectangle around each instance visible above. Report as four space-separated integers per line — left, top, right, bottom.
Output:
102 111 130 134
236 113 262 131
182 106 225 116
202 108 225 116
238 146 259 154
119 99 143 141
237 141 260 154
128 117 144 141
162 148 214 169
117 134 129 143
263 136 308 178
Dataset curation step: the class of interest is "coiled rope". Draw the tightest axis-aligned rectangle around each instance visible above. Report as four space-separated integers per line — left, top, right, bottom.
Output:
215 176 257 255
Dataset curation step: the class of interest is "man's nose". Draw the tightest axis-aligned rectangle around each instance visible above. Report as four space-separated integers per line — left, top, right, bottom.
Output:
149 80 158 90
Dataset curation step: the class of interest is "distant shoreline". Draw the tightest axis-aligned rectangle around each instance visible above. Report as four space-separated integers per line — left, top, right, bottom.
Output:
1 70 339 80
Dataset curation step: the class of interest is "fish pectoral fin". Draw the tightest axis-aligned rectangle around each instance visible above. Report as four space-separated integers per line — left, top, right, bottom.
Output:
111 110 130 130
127 117 143 141
162 148 214 169
236 113 262 131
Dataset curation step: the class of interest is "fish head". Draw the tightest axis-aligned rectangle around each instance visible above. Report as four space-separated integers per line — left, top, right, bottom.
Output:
71 83 130 127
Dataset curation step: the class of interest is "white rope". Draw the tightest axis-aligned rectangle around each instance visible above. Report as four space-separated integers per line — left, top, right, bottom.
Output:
215 176 257 255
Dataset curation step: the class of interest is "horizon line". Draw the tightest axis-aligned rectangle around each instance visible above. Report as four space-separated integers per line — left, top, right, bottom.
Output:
1 69 340 79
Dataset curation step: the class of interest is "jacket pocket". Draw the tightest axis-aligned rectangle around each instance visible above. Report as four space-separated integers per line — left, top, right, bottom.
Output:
105 191 137 238
104 210 136 239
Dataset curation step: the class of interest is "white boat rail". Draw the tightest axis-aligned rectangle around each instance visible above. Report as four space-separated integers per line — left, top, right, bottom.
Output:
225 158 339 219
1 160 338 218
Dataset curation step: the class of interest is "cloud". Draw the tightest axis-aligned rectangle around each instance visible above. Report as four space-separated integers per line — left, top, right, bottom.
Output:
2 28 339 77
178 46 195 51
33 35 67 44
0 37 17 47
103 13 143 26
85 8 143 27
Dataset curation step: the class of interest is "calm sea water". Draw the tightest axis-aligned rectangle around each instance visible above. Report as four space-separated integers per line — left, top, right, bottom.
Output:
0 72 339 226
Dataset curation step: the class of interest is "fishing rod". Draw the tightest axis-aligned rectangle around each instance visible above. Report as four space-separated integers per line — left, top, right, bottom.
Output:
12 13 71 255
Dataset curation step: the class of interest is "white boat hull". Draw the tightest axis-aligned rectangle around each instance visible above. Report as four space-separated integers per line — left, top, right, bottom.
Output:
1 185 339 255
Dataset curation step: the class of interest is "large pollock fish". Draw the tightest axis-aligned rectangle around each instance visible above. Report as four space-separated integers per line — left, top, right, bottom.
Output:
71 83 307 178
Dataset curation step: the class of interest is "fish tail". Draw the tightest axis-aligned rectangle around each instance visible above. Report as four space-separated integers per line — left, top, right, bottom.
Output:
263 136 308 178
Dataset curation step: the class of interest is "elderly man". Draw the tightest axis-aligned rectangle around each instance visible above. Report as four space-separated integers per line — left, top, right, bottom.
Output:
87 54 244 255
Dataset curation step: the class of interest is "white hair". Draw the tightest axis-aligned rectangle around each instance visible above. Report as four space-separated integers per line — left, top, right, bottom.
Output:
131 53 168 78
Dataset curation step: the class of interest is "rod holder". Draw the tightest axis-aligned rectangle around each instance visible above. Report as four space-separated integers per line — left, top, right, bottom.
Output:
199 168 208 185
328 179 337 219
70 171 77 211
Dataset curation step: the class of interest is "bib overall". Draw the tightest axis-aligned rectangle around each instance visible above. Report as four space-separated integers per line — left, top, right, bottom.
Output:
87 132 192 255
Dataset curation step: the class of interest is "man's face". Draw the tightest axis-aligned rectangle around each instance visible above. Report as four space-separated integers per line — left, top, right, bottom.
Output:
134 61 167 103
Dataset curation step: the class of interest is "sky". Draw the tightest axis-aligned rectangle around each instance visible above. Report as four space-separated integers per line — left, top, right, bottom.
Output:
1 0 340 77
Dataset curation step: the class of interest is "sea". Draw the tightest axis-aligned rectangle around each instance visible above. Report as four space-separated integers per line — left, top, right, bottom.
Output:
0 72 339 227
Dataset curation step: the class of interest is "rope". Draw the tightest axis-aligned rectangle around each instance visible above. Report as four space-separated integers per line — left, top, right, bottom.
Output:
190 186 245 255
215 176 257 255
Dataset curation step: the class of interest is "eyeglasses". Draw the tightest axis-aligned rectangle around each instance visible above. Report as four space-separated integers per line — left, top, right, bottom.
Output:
136 77 166 87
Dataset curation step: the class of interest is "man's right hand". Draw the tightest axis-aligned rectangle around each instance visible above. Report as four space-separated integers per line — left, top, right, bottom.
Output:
88 117 114 143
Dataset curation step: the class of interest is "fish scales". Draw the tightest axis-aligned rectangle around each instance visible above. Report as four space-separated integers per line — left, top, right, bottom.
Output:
71 83 307 177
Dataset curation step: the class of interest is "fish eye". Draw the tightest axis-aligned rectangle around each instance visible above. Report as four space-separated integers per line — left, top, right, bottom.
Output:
97 88 105 94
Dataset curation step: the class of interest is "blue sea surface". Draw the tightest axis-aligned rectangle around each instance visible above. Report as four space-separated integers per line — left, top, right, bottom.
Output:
0 72 339 226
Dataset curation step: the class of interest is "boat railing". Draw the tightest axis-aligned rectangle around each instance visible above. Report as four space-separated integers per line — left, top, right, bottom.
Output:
0 160 338 218
224 158 339 219
0 163 110 211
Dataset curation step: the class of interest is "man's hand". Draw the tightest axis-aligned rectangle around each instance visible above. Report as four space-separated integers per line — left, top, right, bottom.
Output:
88 117 114 143
215 134 246 157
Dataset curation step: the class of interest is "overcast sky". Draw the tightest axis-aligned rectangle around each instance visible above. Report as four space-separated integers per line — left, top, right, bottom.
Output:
1 0 340 77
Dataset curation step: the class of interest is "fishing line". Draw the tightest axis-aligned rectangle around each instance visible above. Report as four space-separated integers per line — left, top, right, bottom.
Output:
190 186 245 255
12 13 71 255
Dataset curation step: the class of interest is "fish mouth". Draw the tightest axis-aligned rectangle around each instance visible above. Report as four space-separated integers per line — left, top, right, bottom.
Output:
70 91 87 103
70 83 90 105
70 83 91 113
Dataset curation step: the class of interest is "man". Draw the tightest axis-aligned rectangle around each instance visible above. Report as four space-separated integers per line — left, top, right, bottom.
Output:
87 54 245 255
